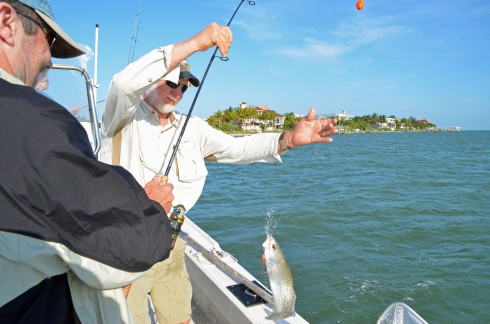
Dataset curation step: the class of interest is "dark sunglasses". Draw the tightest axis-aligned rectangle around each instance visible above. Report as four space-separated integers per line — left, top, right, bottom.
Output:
16 11 57 49
165 80 188 94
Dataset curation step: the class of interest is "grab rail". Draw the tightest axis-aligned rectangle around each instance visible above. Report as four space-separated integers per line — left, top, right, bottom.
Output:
51 64 101 155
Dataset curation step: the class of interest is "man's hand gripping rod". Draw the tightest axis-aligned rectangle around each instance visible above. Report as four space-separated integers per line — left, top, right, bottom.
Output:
159 175 186 250
158 0 256 179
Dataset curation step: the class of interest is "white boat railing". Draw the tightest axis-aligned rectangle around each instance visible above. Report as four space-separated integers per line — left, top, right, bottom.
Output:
51 64 101 155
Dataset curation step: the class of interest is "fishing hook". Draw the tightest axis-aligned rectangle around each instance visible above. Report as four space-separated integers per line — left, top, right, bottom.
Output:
159 0 256 178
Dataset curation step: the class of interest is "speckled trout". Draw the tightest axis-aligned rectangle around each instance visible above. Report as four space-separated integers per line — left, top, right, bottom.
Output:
262 234 296 320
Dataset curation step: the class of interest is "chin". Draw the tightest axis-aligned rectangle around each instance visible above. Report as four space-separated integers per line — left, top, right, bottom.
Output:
157 104 176 114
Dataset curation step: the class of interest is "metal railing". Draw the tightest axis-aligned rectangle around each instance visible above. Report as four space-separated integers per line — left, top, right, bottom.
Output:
51 64 101 155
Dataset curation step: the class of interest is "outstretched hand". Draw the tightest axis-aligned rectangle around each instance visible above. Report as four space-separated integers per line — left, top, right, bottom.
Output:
283 107 337 149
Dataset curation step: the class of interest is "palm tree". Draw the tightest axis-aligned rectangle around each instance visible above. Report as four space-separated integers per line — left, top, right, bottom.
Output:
283 112 299 130
260 111 276 131
206 110 224 129
223 107 237 124
236 107 258 130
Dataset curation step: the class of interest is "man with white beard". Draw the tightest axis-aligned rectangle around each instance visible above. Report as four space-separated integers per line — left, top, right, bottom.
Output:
100 22 337 324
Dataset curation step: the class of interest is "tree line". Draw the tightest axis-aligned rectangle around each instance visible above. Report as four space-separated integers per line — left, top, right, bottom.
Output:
205 106 301 132
205 107 436 133
336 113 437 132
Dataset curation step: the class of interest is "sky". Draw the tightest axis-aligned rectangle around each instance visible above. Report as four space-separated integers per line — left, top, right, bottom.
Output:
46 0 490 130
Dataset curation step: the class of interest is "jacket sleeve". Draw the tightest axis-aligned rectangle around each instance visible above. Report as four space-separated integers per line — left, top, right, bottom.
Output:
0 87 173 273
0 232 144 291
194 117 284 164
102 45 176 137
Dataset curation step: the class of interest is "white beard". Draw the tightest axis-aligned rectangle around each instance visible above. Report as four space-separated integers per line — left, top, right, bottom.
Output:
156 103 176 114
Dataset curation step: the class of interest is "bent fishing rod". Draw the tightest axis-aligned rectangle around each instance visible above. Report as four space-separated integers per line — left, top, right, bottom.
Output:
158 0 256 180
158 0 256 252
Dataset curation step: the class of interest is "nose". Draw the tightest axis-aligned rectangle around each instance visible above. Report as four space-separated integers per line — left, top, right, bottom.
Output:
171 87 184 98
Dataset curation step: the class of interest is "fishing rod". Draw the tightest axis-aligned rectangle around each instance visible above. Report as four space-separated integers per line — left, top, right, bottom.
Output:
159 0 256 180
128 0 143 64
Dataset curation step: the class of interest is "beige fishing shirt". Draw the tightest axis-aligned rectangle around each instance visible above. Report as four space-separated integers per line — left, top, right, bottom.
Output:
100 44 283 211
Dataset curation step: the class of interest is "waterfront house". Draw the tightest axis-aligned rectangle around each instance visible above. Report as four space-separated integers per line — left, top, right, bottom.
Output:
239 102 285 132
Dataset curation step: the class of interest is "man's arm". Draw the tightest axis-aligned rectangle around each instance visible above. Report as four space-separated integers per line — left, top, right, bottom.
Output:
102 23 232 138
195 108 337 163
0 88 174 273
102 45 175 137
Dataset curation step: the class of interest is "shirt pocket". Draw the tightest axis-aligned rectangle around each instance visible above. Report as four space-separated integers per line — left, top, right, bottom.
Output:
176 139 208 182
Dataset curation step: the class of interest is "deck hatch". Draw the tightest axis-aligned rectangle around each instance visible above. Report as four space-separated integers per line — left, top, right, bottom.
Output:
226 280 270 307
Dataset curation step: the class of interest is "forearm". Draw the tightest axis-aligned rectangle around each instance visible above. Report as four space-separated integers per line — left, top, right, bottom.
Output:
206 131 282 164
168 37 204 74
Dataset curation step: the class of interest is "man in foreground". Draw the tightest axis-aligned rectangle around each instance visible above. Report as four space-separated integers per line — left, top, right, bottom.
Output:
0 1 175 322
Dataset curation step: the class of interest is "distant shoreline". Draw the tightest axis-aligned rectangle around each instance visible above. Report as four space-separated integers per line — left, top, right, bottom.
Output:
228 128 464 137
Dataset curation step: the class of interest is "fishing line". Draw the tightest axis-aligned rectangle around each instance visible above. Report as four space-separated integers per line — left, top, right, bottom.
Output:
269 144 320 234
159 0 256 177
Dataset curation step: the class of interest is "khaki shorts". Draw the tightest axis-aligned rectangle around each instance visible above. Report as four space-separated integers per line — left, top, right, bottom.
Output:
127 238 192 324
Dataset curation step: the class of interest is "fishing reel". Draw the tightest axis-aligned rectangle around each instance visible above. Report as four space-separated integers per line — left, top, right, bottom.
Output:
168 204 186 250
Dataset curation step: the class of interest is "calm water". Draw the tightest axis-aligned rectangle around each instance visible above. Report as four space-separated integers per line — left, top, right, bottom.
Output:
190 131 490 323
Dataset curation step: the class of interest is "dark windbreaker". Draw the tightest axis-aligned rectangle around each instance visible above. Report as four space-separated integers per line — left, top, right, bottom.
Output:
0 78 172 272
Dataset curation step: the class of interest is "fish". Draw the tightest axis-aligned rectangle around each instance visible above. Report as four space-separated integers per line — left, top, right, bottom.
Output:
262 234 296 320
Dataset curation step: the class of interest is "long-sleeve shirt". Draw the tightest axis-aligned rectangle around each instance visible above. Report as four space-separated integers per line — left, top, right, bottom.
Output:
0 78 172 323
100 45 283 211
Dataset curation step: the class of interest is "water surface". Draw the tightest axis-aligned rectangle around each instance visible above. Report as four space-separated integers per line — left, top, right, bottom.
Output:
191 131 490 323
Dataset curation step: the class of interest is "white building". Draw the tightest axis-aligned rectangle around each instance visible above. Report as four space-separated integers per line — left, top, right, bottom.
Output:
318 110 353 121
239 102 284 132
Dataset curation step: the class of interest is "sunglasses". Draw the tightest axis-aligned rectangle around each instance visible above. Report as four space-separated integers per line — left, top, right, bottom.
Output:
165 80 189 94
16 11 58 49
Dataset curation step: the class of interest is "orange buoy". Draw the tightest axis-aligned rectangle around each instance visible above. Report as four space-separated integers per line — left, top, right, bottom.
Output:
261 254 266 267
356 0 364 10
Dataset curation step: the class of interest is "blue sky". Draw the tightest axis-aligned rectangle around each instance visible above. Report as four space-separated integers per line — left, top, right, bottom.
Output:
47 0 490 130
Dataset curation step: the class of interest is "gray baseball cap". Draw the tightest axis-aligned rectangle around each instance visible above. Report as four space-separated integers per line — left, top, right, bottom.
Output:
16 0 85 58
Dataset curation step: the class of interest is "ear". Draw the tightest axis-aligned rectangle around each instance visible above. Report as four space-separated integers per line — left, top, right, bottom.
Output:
0 3 18 47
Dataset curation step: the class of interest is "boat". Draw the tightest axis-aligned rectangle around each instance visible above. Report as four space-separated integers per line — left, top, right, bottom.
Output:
184 217 308 323
50 6 436 321
53 63 308 323
53 63 432 324
377 302 428 324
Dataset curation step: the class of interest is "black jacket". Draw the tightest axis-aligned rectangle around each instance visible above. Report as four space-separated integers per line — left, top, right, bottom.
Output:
0 78 172 272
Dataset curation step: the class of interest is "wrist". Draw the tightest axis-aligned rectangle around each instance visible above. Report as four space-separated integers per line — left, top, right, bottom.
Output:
279 132 292 153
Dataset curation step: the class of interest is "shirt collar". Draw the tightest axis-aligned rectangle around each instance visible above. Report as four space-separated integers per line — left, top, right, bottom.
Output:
0 68 25 86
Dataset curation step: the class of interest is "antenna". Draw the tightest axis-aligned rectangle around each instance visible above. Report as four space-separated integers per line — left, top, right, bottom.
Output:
93 24 99 104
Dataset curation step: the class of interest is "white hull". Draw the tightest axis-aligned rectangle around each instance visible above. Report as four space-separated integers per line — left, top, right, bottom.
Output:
182 218 308 323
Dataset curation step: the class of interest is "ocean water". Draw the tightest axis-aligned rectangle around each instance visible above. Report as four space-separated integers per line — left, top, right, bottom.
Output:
190 131 490 323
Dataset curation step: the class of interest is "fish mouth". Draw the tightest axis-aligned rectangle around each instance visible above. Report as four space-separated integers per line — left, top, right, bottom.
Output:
262 234 272 248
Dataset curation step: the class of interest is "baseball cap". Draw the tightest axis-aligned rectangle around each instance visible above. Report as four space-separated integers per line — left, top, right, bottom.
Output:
179 60 200 87
16 0 85 58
